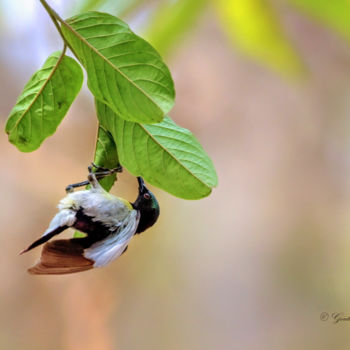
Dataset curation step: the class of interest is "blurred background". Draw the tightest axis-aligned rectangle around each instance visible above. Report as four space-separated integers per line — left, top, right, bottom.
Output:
1 0 350 348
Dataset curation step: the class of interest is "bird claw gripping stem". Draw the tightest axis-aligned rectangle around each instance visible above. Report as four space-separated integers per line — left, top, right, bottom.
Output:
66 163 123 193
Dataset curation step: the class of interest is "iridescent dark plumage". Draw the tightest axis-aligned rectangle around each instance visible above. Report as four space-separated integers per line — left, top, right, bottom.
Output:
133 177 160 234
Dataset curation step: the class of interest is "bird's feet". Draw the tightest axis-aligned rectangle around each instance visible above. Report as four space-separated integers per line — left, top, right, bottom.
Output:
65 164 123 193
89 162 123 175
87 163 123 189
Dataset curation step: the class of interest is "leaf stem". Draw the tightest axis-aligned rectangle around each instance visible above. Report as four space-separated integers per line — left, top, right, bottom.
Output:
38 0 79 58
39 0 64 33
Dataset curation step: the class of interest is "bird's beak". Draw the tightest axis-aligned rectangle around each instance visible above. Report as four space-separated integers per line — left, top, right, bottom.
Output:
137 177 145 192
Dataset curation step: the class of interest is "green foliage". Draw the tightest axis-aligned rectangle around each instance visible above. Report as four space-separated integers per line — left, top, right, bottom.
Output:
61 11 175 124
5 51 83 152
290 0 350 41
5 4 217 200
214 0 303 76
67 0 350 77
145 0 208 57
96 101 217 199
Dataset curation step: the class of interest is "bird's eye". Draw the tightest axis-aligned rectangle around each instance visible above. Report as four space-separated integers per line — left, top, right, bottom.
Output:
143 193 150 200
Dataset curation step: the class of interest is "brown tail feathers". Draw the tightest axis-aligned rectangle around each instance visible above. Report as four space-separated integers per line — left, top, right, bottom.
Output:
28 239 94 275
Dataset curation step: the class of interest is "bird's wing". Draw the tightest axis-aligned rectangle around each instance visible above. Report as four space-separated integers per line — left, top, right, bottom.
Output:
28 210 140 274
84 210 140 267
20 209 76 254
28 239 94 275
44 209 77 234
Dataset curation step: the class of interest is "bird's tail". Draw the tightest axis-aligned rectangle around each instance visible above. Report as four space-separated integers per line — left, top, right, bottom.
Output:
28 239 94 275
20 226 68 255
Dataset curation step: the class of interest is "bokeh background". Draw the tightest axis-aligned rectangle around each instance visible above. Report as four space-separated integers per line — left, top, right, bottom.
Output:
1 0 350 349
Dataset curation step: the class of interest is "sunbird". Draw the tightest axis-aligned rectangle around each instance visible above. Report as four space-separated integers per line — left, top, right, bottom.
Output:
20 164 160 275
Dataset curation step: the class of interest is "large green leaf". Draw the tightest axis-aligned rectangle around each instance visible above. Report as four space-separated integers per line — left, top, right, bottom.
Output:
145 0 208 57
61 11 175 124
290 0 350 41
214 0 304 76
96 101 217 200
5 51 83 152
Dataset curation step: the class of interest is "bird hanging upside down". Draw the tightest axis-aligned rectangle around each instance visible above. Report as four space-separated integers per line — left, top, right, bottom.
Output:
21 164 160 275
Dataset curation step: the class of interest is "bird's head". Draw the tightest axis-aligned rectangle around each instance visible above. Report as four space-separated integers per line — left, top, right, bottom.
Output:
132 177 160 233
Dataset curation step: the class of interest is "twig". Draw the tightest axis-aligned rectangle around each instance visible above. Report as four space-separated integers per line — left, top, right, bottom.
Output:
38 0 79 59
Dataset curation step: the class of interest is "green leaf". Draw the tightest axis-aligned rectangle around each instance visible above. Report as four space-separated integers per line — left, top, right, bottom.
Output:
290 0 350 41
96 101 217 200
5 51 83 152
93 124 120 191
61 11 175 124
145 0 208 57
214 0 304 76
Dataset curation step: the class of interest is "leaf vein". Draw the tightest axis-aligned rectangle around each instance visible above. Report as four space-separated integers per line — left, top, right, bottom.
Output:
139 124 209 187
84 31 131 40
133 78 173 94
74 23 128 31
98 39 136 51
62 21 166 116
